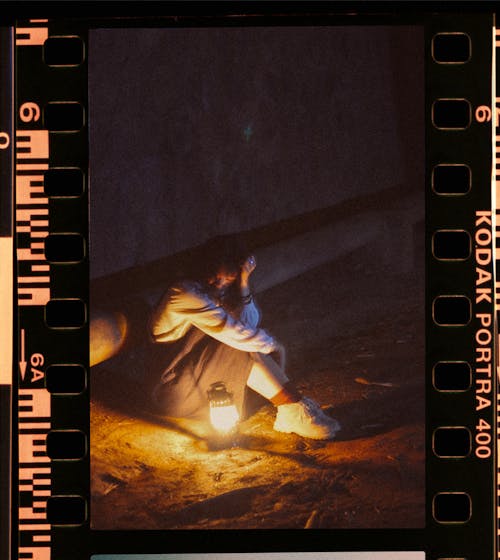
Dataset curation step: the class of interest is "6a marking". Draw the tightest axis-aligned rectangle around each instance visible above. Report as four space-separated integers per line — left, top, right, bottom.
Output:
30 352 44 383
19 329 45 382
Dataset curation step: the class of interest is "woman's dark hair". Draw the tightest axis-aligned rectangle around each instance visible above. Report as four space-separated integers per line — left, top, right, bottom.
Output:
196 235 250 281
171 235 253 309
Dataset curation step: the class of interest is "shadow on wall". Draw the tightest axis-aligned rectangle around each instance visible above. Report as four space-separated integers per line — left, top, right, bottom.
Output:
90 183 423 367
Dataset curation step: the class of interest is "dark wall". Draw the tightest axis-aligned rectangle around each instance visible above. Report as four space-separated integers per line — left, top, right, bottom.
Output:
89 26 423 279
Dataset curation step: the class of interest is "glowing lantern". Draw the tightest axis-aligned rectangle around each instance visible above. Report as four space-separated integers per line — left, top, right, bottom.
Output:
207 382 239 435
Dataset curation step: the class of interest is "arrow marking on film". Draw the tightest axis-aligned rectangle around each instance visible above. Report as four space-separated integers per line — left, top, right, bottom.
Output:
19 328 27 381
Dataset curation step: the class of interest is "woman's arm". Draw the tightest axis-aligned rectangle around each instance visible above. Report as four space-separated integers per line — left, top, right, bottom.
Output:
154 282 276 354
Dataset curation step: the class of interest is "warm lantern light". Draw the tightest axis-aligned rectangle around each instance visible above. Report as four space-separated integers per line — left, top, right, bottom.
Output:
207 382 239 435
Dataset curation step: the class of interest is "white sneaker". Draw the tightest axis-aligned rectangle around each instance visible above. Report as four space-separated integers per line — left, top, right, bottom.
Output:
273 397 341 440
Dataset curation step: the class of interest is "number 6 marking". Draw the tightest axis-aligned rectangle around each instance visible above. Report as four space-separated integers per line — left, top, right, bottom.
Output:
475 105 491 123
19 102 41 123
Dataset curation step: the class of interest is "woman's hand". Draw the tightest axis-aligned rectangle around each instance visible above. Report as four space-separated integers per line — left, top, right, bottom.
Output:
240 255 257 287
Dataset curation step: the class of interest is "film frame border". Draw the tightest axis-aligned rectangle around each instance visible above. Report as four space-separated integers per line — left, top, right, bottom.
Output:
2 5 498 560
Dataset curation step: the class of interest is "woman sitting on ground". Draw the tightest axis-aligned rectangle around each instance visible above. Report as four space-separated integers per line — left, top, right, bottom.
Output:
149 236 340 440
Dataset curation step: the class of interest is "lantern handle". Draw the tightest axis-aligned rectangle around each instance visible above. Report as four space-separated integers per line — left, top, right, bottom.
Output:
207 381 233 403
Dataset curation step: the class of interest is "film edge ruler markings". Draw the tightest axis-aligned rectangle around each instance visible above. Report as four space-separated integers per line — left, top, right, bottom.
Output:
15 19 52 560
4 9 500 560
13 15 90 560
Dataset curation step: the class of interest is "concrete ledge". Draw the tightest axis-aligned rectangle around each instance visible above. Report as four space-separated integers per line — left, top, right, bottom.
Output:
90 186 423 367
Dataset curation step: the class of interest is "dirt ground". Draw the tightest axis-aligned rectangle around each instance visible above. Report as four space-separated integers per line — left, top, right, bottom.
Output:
90 245 425 530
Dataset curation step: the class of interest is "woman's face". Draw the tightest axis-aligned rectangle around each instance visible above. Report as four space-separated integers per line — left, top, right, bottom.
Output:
207 268 238 291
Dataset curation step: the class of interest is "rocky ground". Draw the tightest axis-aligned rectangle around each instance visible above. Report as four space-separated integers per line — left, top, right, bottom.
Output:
90 245 425 530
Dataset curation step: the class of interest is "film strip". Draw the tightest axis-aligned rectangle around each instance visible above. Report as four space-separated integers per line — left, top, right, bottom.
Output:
8 16 89 560
0 5 499 560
